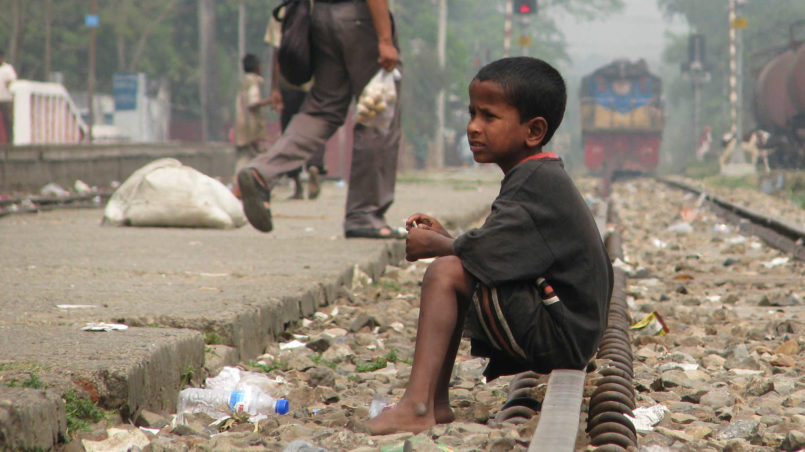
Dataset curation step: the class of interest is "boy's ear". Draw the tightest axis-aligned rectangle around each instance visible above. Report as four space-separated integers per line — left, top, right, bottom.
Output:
525 117 548 148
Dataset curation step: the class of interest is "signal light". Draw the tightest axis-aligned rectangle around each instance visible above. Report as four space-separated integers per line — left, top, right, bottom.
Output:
515 0 537 15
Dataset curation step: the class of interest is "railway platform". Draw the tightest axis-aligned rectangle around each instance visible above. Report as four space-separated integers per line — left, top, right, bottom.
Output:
0 167 501 450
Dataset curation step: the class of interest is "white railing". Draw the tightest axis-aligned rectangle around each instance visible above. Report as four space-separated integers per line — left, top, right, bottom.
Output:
10 80 88 145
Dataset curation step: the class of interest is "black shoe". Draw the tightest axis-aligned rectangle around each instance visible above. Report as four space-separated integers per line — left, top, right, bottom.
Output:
289 174 304 200
237 168 273 232
308 166 321 200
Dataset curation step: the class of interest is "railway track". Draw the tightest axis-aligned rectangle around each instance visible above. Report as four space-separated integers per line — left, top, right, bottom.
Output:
517 174 804 451
40 175 803 451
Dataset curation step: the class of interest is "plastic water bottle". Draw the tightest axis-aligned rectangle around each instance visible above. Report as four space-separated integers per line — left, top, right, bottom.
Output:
176 387 289 424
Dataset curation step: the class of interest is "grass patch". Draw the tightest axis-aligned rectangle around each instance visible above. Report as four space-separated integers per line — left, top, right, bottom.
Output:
309 354 337 369
3 373 47 389
64 390 105 434
247 360 284 374
180 366 195 388
792 191 805 209
204 331 227 345
0 362 47 373
372 280 402 292
356 349 411 372
704 174 758 190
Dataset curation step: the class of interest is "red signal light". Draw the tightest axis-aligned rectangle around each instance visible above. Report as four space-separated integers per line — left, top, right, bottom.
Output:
515 0 537 15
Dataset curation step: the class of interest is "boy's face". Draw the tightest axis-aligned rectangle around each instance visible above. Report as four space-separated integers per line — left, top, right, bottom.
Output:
467 80 546 173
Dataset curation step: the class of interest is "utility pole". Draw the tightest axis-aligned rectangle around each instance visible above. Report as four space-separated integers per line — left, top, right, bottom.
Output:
199 0 219 142
726 0 748 168
682 33 710 160
87 0 98 143
238 0 246 66
434 0 446 168
45 0 52 79
504 0 513 58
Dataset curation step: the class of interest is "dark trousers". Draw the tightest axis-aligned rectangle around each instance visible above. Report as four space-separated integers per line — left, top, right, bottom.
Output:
282 88 326 177
0 102 13 144
248 1 401 231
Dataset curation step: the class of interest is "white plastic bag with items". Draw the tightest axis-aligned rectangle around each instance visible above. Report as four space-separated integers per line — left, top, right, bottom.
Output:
102 158 246 229
355 68 401 133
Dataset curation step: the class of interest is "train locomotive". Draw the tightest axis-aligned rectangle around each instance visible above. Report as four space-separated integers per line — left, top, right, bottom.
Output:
580 59 664 174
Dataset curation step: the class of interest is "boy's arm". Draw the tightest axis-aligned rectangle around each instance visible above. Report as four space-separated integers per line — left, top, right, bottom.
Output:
405 227 454 262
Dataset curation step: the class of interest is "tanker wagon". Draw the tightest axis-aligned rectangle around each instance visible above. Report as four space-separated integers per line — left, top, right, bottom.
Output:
753 34 805 168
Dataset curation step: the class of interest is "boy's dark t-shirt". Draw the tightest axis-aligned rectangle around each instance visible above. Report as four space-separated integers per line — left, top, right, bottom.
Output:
453 155 613 379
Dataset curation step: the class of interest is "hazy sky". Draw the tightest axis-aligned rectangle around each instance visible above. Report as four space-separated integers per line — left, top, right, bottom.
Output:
554 0 687 75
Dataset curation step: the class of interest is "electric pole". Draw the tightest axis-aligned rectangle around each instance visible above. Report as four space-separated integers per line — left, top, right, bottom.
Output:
434 0 446 168
238 0 246 66
199 0 219 141
727 0 748 168
504 0 513 58
88 0 97 143
682 33 710 160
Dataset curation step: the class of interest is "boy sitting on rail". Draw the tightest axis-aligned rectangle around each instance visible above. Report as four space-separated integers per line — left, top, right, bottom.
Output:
366 57 613 435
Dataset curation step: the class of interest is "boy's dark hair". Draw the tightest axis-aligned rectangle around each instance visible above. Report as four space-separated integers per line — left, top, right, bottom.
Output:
242 53 260 74
474 57 566 146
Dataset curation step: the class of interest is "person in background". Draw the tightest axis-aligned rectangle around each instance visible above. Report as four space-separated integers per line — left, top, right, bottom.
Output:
237 0 403 239
233 53 273 194
265 5 326 200
0 49 18 144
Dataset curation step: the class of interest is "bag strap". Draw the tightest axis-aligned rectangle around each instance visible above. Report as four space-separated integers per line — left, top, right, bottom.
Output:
272 0 295 22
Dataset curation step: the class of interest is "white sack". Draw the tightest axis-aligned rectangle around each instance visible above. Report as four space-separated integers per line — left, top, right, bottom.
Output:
103 158 246 229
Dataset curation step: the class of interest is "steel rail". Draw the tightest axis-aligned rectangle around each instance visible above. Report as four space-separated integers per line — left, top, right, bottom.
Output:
657 177 805 261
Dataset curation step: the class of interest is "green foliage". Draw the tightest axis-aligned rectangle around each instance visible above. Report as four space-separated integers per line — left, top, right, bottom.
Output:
658 0 805 165
356 349 411 372
204 331 227 345
64 390 106 434
180 365 195 388
1 0 623 154
309 354 337 369
247 360 284 374
3 373 47 389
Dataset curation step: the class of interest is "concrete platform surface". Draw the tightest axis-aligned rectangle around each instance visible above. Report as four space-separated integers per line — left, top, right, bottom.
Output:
0 167 501 450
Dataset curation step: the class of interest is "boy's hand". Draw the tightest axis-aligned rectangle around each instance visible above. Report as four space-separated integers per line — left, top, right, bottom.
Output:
405 226 454 262
405 213 450 238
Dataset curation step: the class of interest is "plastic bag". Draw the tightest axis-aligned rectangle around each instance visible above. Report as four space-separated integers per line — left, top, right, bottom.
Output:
205 366 288 398
102 158 246 229
355 68 401 133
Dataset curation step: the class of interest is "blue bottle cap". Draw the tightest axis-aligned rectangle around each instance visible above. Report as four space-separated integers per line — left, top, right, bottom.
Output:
275 399 290 415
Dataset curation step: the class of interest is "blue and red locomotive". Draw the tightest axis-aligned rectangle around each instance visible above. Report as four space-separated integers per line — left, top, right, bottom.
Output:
580 59 664 174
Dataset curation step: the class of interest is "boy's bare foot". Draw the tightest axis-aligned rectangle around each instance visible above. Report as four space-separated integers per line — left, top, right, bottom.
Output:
434 403 455 424
365 401 436 435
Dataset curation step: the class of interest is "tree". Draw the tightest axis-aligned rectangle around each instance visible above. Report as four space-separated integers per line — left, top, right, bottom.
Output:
394 0 623 167
657 0 805 167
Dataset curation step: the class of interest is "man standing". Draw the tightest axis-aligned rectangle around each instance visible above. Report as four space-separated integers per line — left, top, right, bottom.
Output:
238 0 403 239
265 5 326 200
0 50 17 144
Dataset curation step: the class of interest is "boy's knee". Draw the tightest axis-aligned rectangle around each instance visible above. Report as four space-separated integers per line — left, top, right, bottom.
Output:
424 256 466 284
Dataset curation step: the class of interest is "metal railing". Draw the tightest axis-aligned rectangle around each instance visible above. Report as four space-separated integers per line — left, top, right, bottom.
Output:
10 80 88 145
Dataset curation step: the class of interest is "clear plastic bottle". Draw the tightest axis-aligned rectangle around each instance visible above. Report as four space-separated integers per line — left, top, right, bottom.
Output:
176 387 289 424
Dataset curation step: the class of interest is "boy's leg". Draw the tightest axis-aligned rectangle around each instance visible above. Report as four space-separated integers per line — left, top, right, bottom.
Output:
366 256 473 435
